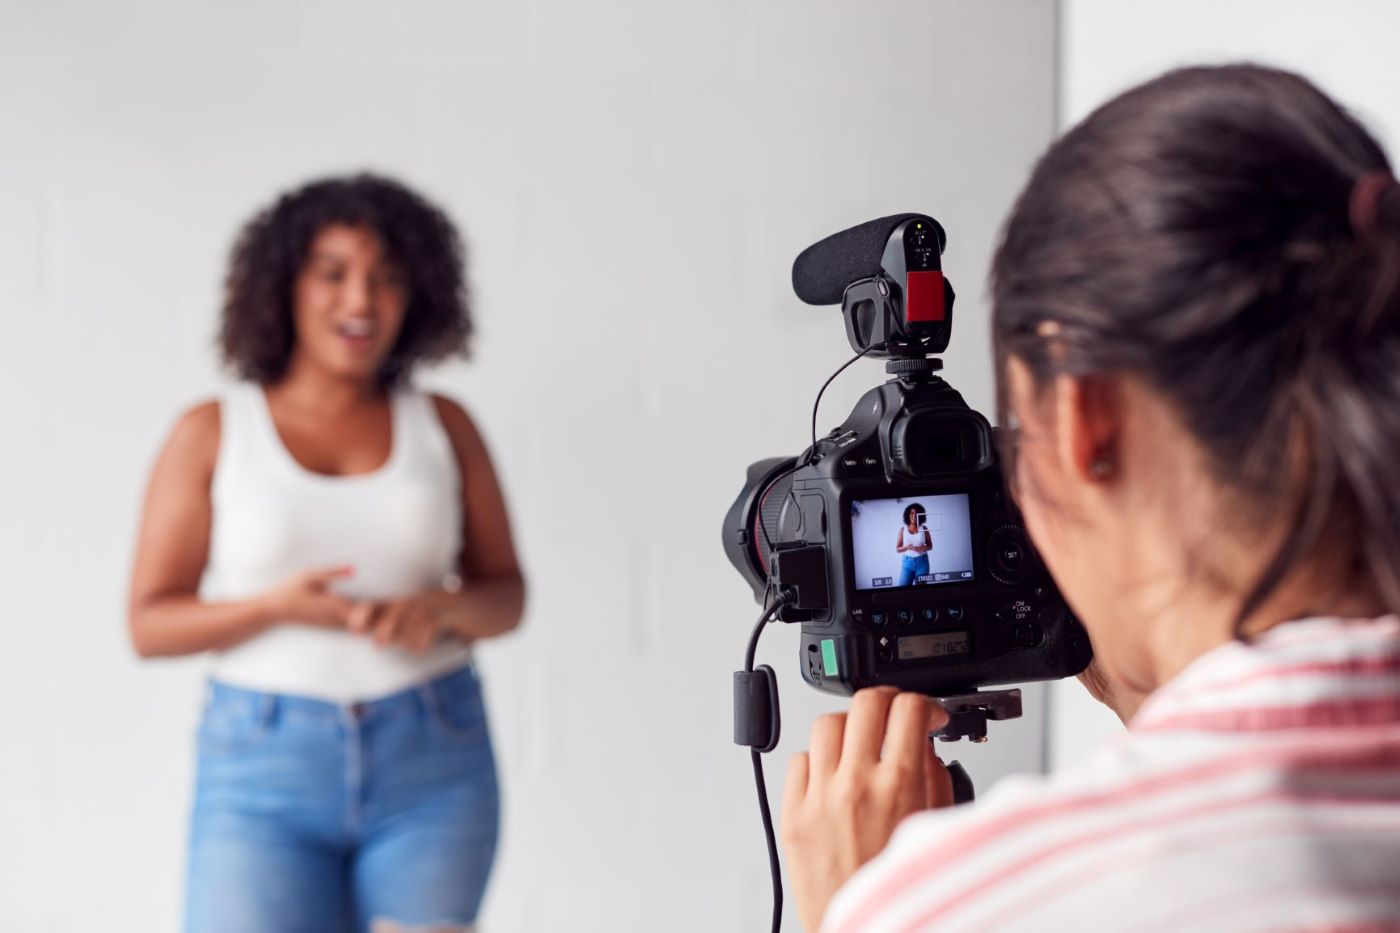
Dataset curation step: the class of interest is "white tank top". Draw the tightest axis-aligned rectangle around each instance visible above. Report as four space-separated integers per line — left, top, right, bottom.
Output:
201 383 471 703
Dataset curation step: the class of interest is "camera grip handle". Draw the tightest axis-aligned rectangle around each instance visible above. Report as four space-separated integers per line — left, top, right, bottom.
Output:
945 759 974 804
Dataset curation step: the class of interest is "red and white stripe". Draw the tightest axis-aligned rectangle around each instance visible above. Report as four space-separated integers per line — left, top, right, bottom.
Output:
821 616 1400 933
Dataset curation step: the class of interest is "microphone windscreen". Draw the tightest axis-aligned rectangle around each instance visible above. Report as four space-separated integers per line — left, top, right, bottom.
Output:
791 213 932 305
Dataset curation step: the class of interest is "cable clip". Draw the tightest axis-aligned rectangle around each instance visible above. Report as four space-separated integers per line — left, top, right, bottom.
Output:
733 665 781 753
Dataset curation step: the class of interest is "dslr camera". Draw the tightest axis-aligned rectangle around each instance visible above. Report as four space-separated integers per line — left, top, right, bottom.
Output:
724 214 1090 726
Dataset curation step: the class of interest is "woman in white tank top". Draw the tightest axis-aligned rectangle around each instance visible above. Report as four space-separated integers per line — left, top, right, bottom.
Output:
127 175 524 933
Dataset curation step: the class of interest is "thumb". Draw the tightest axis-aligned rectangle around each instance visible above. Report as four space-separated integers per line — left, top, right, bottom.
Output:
303 564 355 590
925 744 954 808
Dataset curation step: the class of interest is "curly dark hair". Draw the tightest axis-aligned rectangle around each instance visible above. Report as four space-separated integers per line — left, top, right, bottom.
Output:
219 173 472 385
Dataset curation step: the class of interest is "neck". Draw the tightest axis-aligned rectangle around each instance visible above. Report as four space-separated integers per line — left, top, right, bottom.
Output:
273 354 383 413
1138 553 1386 692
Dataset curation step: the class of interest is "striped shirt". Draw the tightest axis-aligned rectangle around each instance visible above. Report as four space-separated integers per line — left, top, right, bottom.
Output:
822 615 1400 933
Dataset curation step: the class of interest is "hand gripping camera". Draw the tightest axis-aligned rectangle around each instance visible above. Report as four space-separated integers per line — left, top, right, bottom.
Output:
725 214 1091 744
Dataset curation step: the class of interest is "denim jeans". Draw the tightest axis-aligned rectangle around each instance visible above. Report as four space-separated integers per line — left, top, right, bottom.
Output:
185 664 499 933
898 553 930 587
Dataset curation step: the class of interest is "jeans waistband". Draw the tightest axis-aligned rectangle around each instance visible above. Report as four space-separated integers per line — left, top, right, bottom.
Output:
205 662 479 725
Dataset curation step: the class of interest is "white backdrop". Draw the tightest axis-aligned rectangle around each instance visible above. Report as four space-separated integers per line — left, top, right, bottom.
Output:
1051 0 1400 769
0 2 1059 930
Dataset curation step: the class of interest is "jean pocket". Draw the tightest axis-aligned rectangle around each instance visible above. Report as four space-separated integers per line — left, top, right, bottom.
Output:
197 695 274 756
425 669 488 742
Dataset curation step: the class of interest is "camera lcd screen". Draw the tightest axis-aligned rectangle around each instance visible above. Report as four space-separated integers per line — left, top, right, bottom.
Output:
850 493 974 591
898 631 970 660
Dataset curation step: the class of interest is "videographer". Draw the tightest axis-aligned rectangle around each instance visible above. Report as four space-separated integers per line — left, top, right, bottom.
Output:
782 65 1400 931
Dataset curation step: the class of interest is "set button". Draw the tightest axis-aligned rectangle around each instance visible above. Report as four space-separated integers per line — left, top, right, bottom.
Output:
987 525 1032 585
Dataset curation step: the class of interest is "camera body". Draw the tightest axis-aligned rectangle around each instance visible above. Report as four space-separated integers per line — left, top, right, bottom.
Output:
724 214 1091 698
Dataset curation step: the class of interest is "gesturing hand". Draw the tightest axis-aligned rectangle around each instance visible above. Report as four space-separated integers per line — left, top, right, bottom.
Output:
262 565 356 629
781 688 954 932
348 597 445 653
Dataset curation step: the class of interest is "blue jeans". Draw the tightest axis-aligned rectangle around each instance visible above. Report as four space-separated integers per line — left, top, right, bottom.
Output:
185 664 499 933
898 554 930 587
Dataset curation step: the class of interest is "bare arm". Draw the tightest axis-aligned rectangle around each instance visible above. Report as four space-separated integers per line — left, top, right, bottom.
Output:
896 529 907 554
427 395 526 641
128 402 271 657
127 402 352 658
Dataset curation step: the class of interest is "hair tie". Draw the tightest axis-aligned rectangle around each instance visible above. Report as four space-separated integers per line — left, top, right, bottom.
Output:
1349 170 1395 237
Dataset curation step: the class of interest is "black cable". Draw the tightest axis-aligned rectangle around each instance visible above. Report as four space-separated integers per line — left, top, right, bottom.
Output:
752 748 782 933
811 345 874 449
756 346 877 564
745 591 791 933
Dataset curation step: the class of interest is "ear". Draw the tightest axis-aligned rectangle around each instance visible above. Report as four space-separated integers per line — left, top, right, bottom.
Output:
1051 373 1120 485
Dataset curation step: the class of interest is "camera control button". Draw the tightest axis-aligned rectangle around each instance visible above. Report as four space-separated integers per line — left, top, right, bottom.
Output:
1013 622 1043 648
895 608 913 626
944 604 964 622
987 525 1032 585
920 607 939 623
871 611 888 627
995 599 1036 624
841 456 859 469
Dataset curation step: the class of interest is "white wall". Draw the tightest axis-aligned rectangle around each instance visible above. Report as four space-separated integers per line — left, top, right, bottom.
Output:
0 2 1059 930
1051 0 1400 769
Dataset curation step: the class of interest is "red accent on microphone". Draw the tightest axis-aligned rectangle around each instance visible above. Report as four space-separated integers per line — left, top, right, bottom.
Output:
905 270 945 323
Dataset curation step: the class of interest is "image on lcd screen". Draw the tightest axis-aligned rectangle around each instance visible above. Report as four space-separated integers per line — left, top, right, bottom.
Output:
850 493 974 590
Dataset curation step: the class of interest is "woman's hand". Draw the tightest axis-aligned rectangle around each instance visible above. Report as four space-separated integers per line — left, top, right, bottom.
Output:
782 688 954 931
261 565 356 628
349 596 445 653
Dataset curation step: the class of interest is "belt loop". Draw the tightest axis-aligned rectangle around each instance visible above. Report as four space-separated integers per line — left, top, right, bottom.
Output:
259 693 278 728
416 679 440 722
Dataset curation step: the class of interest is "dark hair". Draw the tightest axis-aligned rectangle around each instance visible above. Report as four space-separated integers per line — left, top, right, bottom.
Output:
903 503 927 525
219 173 472 386
992 64 1400 628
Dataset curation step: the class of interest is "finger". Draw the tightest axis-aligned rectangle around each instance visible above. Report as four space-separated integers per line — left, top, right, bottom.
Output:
783 752 811 808
407 616 436 652
324 594 356 625
347 601 379 633
808 712 847 780
882 693 943 775
303 564 355 590
373 604 404 646
841 687 900 768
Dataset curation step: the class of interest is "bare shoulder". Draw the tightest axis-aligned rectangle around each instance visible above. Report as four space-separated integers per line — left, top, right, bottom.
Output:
429 393 485 451
160 398 221 476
